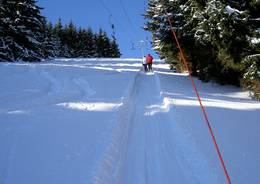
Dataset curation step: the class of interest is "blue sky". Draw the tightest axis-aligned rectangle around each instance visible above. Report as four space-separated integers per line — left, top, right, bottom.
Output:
37 0 158 58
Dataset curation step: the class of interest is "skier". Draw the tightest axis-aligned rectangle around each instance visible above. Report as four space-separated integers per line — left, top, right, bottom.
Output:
146 54 153 71
142 56 148 72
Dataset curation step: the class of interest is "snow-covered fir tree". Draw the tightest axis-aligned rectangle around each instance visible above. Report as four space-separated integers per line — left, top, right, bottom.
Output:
49 21 121 58
49 24 62 57
63 21 78 57
0 2 121 62
84 28 97 57
194 0 249 84
145 0 260 98
242 54 260 99
75 28 96 57
41 22 56 58
51 19 63 57
95 29 112 58
0 0 46 61
109 38 121 58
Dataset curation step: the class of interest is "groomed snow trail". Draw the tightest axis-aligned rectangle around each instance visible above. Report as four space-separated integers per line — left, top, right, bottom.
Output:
94 72 219 184
1 59 260 184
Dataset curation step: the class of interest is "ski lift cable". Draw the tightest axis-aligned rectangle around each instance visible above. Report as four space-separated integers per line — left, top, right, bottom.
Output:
119 0 150 49
159 2 232 184
118 0 142 50
97 0 122 29
119 0 139 30
143 0 153 53
143 0 147 13
98 0 151 54
97 0 137 41
109 15 116 39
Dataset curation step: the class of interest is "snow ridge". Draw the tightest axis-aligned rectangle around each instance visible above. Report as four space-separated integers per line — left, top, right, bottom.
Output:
93 71 220 184
93 72 140 184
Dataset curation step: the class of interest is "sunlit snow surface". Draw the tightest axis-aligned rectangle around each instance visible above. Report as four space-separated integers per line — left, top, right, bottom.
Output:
0 58 260 184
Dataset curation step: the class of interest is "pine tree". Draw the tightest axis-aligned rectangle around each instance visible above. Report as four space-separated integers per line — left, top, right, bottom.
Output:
75 28 85 57
0 2 13 61
60 21 79 58
238 0 260 98
95 29 111 57
0 38 14 61
85 28 97 57
242 54 260 99
52 19 63 57
0 0 21 61
145 0 258 85
144 0 187 69
75 27 96 57
41 22 58 58
0 3 121 62
53 18 63 40
109 38 121 58
0 0 46 61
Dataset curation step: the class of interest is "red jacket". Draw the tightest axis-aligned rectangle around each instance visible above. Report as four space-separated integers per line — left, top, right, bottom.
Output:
146 55 153 64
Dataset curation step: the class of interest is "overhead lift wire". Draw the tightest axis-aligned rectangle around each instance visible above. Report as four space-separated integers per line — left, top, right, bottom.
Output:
118 0 147 51
118 0 152 53
97 0 137 41
119 0 136 29
159 2 232 184
143 0 152 53
143 0 147 12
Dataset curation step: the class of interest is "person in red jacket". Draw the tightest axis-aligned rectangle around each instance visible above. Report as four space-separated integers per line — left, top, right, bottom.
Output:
146 54 153 71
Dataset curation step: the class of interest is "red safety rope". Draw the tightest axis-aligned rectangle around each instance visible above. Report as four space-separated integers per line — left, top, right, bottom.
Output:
161 7 232 184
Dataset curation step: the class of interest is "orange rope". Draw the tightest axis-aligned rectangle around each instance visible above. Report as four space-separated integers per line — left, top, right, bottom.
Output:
161 6 232 184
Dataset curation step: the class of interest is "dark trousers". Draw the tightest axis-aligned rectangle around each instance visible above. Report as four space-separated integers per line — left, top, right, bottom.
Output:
148 63 152 71
143 64 148 72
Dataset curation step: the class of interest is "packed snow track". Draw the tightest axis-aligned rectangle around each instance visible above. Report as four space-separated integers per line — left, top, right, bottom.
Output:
0 58 260 184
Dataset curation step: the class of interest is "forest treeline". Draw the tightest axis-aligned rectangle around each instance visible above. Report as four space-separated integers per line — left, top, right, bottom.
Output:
0 0 121 62
145 0 260 99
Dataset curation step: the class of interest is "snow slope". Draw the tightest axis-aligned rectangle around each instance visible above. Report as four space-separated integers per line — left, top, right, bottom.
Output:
0 58 259 184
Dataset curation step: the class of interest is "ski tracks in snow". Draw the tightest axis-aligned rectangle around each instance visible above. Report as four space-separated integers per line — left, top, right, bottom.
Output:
93 71 220 184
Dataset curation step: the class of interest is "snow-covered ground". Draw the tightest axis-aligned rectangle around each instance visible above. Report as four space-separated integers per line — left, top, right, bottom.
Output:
0 58 259 184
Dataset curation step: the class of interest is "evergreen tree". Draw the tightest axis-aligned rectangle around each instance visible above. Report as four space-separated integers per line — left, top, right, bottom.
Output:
0 0 46 61
63 21 78 57
0 38 14 61
242 54 260 99
0 0 21 61
95 29 111 57
144 0 187 69
41 21 55 58
79 28 96 58
0 3 121 62
84 28 97 57
145 0 260 98
62 44 70 58
53 19 63 36
74 28 85 57
0 2 14 61
238 0 260 98
109 38 121 58
75 27 96 57
52 19 63 57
